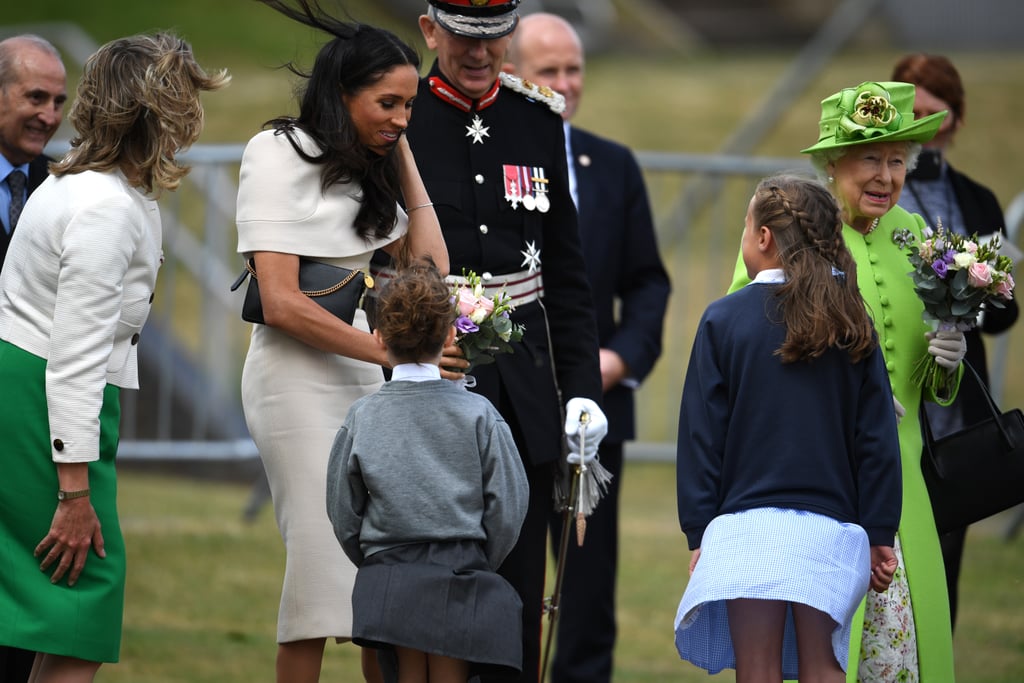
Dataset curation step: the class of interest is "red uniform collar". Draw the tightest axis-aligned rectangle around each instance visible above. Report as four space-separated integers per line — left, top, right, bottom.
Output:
428 75 500 113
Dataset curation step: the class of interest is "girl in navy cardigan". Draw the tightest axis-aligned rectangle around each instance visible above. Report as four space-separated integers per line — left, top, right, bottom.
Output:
674 175 903 682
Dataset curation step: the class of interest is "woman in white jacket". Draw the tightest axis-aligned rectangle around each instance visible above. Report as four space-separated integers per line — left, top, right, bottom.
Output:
0 33 227 683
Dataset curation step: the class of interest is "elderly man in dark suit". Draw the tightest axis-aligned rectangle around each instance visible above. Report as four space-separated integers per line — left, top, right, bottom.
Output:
505 13 671 683
0 34 66 266
0 32 66 683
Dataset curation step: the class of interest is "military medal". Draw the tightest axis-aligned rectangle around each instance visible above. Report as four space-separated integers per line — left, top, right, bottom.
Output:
519 166 535 210
503 164 538 210
520 240 542 274
504 165 552 211
535 192 550 213
503 164 522 209
466 115 490 144
532 167 551 213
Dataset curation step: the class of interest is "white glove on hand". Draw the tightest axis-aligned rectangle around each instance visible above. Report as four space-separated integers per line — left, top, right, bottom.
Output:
926 329 966 371
893 396 906 424
564 397 608 466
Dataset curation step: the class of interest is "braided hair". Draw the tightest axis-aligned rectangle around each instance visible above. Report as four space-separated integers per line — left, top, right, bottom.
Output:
752 174 877 363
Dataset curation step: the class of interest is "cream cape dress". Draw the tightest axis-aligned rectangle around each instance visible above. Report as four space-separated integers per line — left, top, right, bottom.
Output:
236 127 407 642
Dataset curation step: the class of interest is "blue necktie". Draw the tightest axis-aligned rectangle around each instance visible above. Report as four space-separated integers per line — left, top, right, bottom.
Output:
7 170 26 233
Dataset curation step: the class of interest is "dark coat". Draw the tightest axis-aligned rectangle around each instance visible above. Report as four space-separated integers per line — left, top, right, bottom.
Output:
0 155 50 267
407 63 601 467
569 126 670 443
676 283 902 550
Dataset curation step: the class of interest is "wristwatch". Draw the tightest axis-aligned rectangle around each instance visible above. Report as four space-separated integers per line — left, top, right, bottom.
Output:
57 488 90 501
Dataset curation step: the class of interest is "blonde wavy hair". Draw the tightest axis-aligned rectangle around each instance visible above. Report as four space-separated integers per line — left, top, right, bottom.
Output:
51 33 229 196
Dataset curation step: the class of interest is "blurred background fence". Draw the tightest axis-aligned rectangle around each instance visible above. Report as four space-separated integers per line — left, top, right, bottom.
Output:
6 0 1024 497
42 143 1024 469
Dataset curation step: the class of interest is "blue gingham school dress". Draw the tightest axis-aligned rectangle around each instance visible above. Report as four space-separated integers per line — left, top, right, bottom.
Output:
673 507 871 678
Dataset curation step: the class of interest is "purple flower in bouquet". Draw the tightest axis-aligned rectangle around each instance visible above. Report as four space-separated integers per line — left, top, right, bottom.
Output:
455 316 479 334
894 221 1016 396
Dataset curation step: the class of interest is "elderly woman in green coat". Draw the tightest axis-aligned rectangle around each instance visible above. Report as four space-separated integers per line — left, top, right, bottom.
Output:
727 81 963 682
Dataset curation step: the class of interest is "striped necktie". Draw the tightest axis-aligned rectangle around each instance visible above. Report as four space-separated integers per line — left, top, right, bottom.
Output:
7 170 26 233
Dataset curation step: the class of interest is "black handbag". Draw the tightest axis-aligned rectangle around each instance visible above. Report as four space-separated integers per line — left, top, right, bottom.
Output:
230 257 368 325
920 361 1024 535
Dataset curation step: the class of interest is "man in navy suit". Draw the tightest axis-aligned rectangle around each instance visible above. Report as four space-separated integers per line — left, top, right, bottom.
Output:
505 14 670 683
0 33 66 683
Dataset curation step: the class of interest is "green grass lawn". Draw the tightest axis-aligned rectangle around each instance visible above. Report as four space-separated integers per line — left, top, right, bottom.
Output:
105 466 1024 682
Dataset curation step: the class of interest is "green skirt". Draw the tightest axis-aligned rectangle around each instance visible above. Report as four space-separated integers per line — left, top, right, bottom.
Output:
0 340 124 663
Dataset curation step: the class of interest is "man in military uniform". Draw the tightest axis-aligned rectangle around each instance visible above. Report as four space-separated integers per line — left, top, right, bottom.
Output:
505 14 672 683
409 2 607 681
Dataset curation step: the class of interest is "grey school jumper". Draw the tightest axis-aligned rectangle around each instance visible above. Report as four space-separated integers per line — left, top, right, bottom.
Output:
326 378 528 570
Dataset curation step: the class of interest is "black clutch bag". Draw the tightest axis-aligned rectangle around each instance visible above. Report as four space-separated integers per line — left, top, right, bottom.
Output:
230 257 369 325
921 361 1024 535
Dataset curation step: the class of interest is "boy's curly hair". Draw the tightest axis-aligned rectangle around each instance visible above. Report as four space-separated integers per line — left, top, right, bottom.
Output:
375 258 457 362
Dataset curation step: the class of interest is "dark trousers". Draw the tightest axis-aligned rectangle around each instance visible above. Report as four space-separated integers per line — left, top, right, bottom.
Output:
547 442 623 683
0 646 35 683
940 526 967 630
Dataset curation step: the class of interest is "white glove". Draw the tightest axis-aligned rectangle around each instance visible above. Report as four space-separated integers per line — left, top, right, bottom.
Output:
564 397 608 466
893 396 906 424
926 329 966 371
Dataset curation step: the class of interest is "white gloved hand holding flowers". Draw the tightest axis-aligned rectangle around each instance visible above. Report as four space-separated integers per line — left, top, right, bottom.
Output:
926 329 966 372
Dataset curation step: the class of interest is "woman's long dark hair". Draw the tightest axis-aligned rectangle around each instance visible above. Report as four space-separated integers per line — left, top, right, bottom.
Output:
257 0 419 241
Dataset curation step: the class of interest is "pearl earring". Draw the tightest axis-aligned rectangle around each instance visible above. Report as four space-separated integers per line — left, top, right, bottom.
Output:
827 175 834 184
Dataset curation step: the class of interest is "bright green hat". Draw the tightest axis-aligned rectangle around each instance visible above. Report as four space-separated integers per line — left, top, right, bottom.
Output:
801 81 947 154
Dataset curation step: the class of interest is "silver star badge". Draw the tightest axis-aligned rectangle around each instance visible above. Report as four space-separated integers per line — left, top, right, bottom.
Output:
520 240 541 274
466 115 490 144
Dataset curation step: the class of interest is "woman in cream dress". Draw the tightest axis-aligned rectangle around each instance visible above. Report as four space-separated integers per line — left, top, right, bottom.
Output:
237 3 454 681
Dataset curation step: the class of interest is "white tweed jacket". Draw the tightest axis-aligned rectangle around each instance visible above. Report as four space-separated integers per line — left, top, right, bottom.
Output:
0 170 162 463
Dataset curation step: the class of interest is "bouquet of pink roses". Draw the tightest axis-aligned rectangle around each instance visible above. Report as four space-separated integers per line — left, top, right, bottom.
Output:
894 221 1015 395
451 270 525 373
